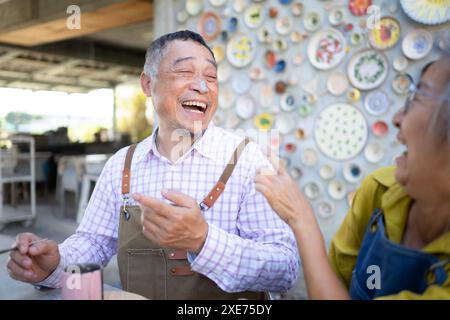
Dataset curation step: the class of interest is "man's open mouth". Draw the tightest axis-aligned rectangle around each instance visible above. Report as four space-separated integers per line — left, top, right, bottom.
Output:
181 100 207 114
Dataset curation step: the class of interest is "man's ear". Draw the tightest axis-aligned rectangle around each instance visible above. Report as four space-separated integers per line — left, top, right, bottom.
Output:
140 72 152 97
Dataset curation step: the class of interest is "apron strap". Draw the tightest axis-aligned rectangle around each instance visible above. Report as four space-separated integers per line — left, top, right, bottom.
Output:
200 137 250 210
122 144 137 195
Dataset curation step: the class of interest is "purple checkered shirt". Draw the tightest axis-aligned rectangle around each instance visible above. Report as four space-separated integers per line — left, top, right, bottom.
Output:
38 123 299 293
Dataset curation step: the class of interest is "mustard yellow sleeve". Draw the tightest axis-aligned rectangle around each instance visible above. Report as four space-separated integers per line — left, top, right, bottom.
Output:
376 280 450 300
328 170 388 288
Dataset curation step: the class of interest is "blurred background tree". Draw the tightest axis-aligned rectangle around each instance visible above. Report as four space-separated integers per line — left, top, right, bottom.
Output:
115 85 153 143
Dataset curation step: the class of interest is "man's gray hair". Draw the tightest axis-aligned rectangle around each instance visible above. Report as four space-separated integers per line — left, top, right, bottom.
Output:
143 30 215 78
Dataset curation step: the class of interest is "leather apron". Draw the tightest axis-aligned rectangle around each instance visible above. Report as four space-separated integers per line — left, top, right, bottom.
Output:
117 138 267 300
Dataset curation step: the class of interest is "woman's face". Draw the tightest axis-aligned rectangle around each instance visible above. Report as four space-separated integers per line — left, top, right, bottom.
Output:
393 59 450 201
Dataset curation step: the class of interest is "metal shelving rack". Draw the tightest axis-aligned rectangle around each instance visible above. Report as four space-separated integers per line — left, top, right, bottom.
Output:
0 136 36 230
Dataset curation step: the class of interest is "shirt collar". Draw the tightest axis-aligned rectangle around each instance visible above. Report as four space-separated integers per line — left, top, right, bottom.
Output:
134 122 217 164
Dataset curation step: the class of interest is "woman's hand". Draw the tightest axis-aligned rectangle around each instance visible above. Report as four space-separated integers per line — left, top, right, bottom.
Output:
254 155 314 228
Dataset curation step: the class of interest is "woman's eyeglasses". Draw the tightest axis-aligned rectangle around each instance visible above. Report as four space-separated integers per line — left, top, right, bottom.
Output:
403 83 449 114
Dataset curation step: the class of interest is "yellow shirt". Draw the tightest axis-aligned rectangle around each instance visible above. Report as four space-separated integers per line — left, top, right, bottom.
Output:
328 166 450 300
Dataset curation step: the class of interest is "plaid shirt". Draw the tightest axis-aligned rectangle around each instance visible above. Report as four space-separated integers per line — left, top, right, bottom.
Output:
39 123 299 292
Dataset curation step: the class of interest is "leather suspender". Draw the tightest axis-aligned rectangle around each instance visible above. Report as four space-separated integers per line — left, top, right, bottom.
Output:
121 137 250 211
199 137 250 210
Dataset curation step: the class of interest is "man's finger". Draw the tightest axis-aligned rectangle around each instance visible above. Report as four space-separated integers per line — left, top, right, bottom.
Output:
161 189 197 208
9 250 32 269
28 240 57 257
255 183 272 201
133 193 172 214
16 233 39 255
7 258 36 281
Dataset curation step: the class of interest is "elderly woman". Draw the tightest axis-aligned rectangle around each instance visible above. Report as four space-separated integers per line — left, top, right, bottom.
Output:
255 56 450 299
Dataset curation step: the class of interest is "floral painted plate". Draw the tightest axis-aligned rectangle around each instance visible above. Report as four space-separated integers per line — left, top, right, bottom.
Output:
402 29 433 60
226 34 256 68
347 49 389 91
307 29 346 70
368 17 401 50
198 12 221 42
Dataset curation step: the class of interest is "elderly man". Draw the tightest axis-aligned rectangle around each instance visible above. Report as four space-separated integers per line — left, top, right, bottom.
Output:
7 30 299 299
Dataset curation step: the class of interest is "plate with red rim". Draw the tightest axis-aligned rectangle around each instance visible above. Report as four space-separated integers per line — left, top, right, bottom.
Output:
198 12 221 42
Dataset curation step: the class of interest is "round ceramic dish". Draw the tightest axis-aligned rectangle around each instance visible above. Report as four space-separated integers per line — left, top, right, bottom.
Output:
400 0 450 25
235 95 256 119
368 17 401 50
364 90 390 116
402 29 433 60
314 103 368 161
347 49 389 91
226 34 256 68
307 29 346 70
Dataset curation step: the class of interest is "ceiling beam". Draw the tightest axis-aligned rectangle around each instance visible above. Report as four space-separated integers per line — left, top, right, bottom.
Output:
0 0 153 46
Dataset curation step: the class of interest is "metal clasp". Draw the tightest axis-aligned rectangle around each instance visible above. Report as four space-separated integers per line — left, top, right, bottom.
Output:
199 201 209 212
122 195 130 220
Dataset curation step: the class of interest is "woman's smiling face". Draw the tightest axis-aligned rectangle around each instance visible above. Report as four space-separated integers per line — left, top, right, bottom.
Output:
393 58 450 201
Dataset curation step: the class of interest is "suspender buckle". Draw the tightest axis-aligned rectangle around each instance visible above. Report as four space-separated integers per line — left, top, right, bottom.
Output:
199 201 209 212
122 195 130 220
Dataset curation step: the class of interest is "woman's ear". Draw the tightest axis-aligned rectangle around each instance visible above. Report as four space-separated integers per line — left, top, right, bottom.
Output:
140 72 152 97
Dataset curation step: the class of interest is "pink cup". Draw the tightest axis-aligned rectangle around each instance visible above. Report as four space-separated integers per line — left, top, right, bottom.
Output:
61 263 103 300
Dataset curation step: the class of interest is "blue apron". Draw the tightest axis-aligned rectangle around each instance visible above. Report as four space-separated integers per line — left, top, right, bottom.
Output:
349 208 449 300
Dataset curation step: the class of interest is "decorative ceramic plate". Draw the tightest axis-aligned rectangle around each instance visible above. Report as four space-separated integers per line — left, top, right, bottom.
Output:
292 2 304 16
364 142 385 163
402 29 433 60
343 163 363 183
329 8 344 26
227 17 239 33
392 73 413 95
307 29 346 70
347 88 361 102
186 0 204 16
198 12 221 42
319 164 336 180
328 180 347 200
304 12 322 32
276 16 293 35
212 45 225 64
232 74 252 94
327 71 349 96
232 0 246 13
275 113 296 135
304 182 321 200
272 38 288 52
257 27 272 44
254 113 274 131
226 34 256 68
314 103 368 161
368 17 401 50
244 4 264 29
218 63 231 83
372 120 389 137
349 0 372 16
260 83 274 108
235 95 256 119
364 90 390 116
290 167 303 180
280 93 297 112
347 50 389 90
218 86 234 109
318 201 336 219
176 10 189 23
209 0 227 7
400 0 450 25
301 148 318 167
393 56 409 72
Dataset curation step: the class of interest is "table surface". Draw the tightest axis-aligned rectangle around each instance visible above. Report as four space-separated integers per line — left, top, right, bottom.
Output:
8 283 147 300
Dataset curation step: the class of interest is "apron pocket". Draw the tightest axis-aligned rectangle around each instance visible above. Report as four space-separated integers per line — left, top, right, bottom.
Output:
127 248 167 299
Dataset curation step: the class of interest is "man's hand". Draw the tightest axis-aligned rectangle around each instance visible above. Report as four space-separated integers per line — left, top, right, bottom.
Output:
7 233 60 283
133 189 208 253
